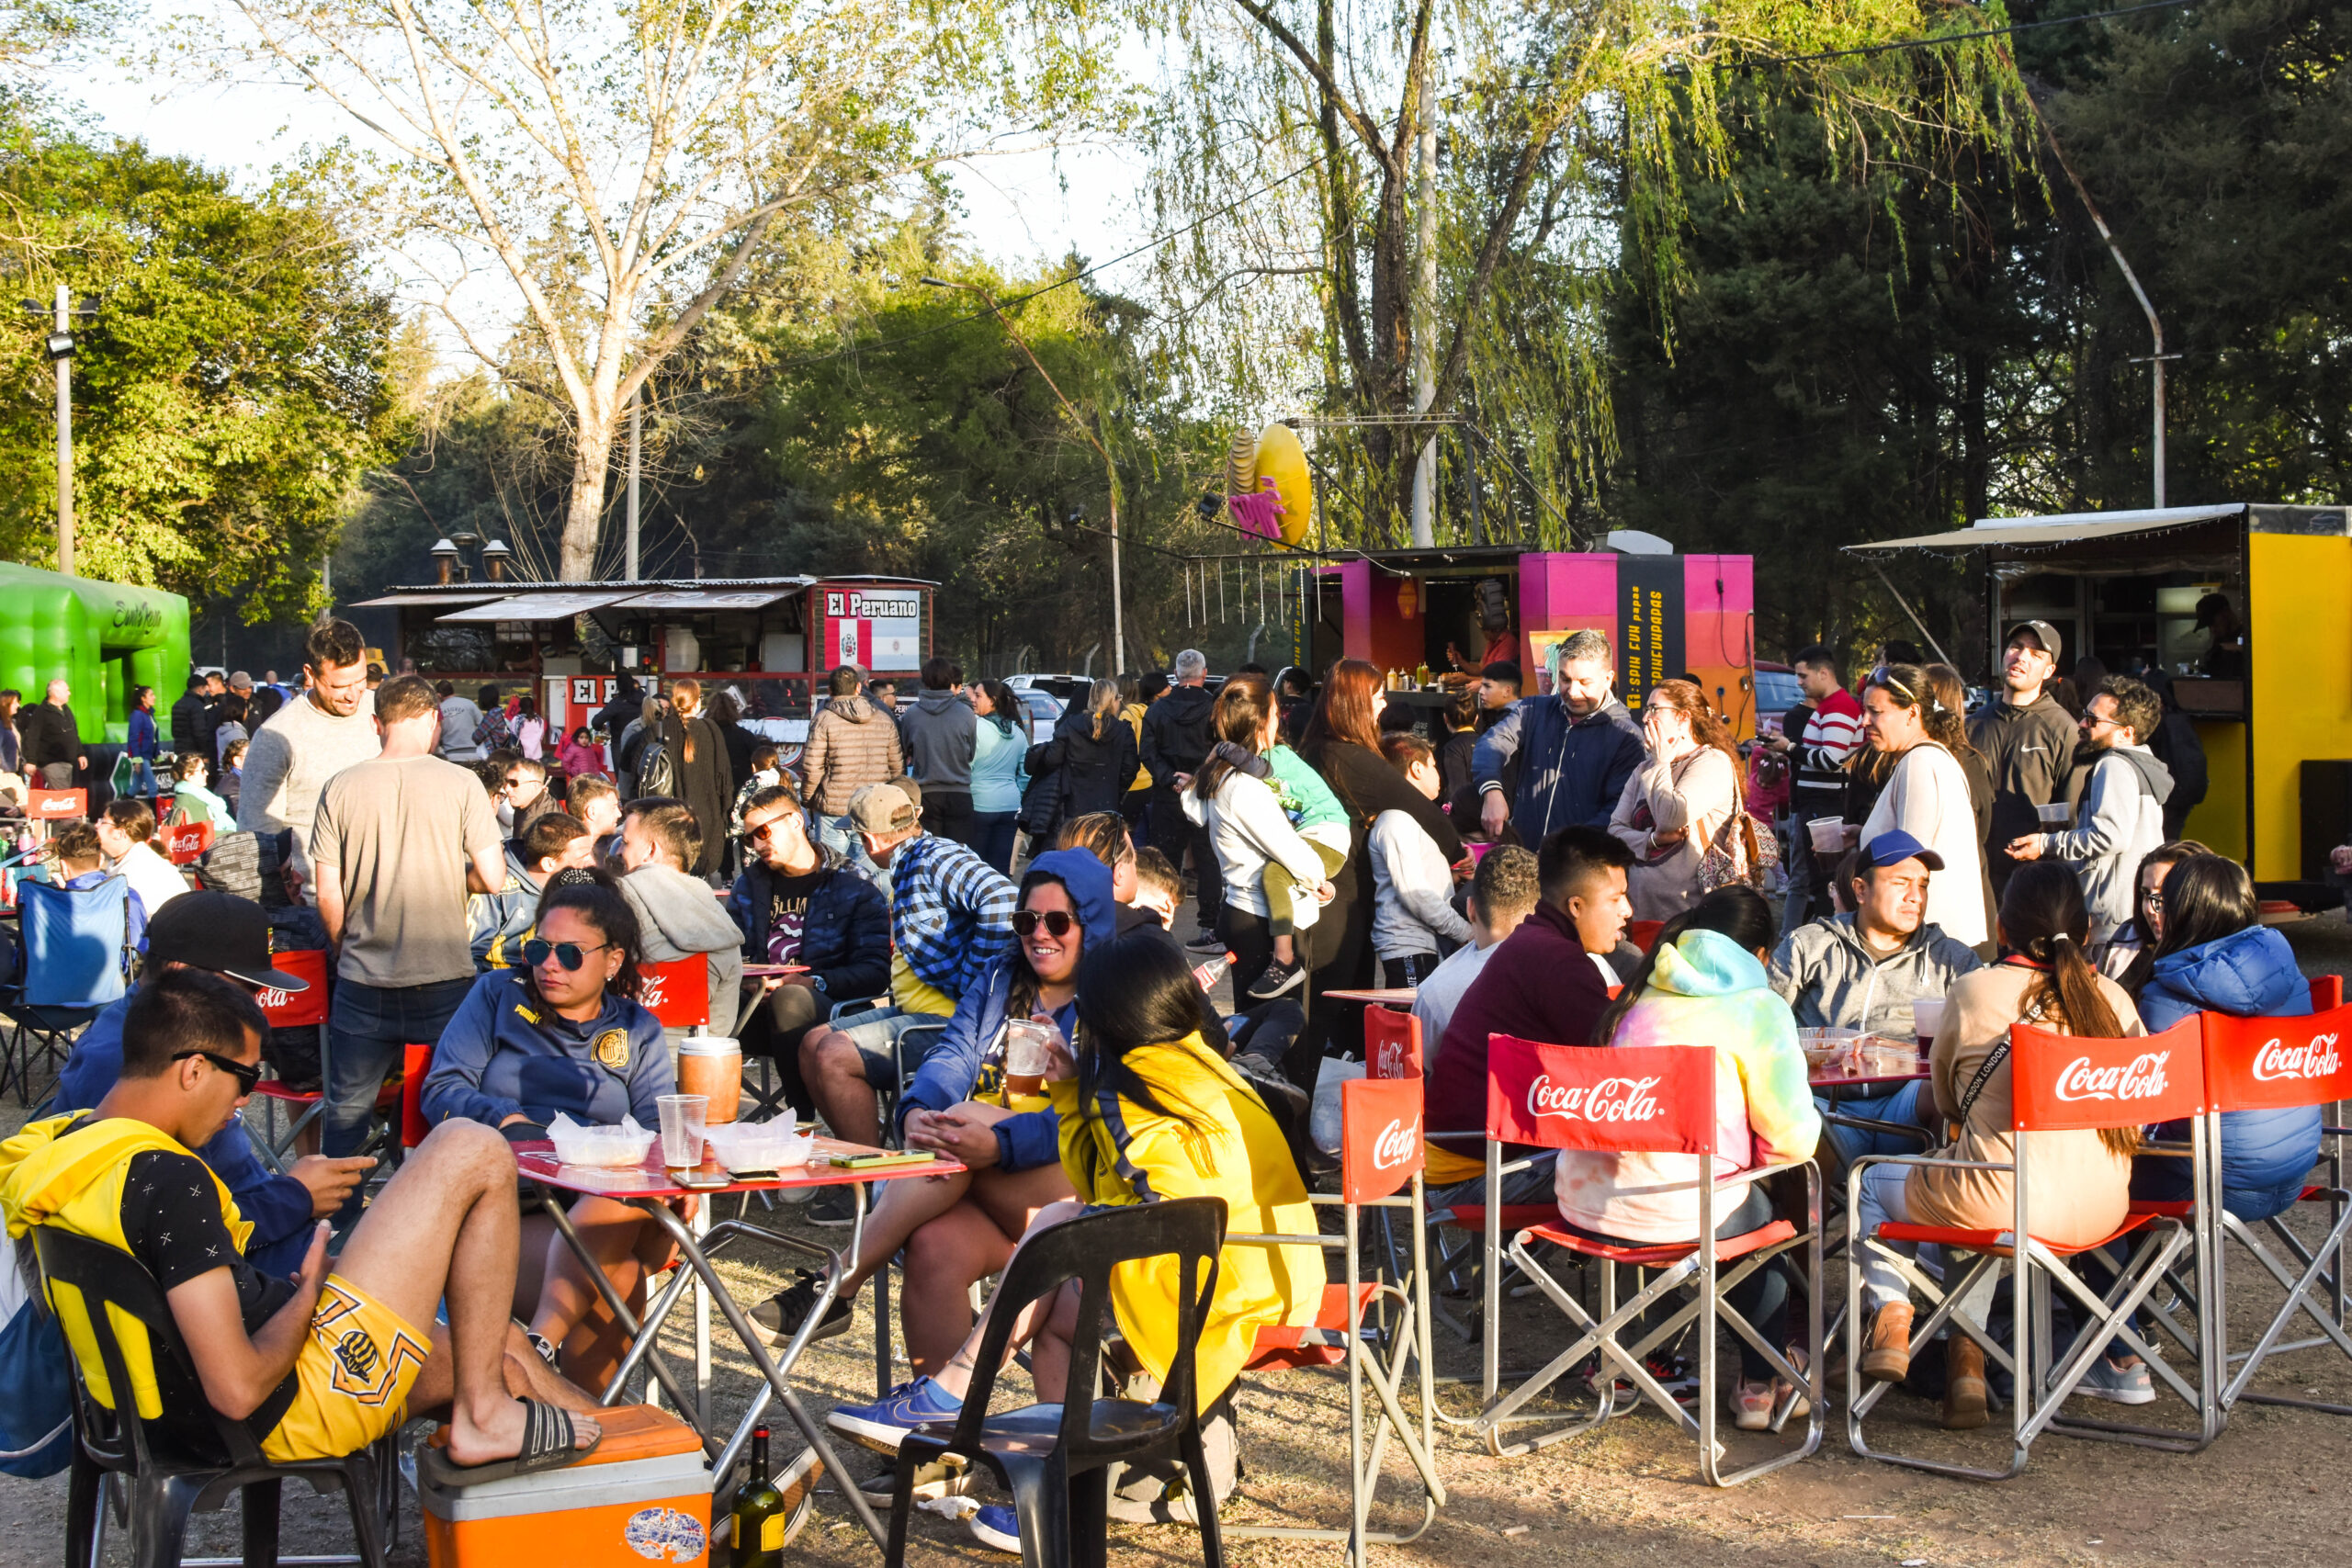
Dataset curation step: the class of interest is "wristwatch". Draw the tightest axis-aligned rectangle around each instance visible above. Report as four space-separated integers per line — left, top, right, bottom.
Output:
808 973 828 995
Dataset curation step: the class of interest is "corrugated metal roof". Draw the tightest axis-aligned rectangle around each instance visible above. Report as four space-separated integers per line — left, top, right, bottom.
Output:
1847 505 2246 553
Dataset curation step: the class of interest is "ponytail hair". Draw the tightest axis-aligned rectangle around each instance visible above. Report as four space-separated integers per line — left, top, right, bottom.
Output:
1922 663 1976 759
1191 676 1274 803
2000 862 2136 1156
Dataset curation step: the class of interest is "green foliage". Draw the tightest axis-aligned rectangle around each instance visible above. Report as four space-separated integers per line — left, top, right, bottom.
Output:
0 114 400 619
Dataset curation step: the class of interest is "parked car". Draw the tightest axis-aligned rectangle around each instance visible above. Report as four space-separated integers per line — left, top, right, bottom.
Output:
1753 661 1803 738
1016 688 1063 744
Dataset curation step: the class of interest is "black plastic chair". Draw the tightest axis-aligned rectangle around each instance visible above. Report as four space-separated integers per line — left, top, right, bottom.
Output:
883 1197 1228 1568
33 1227 396 1568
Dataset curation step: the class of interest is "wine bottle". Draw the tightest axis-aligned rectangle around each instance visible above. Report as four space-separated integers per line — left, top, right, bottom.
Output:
731 1424 785 1568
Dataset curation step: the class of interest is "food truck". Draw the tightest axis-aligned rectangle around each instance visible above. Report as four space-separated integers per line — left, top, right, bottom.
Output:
1848 502 2352 905
349 575 936 751
1298 543 1762 737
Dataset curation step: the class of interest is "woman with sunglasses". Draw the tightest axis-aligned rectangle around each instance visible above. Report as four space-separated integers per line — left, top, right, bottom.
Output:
741 850 1109 1378
1854 662 1989 953
421 870 674 1389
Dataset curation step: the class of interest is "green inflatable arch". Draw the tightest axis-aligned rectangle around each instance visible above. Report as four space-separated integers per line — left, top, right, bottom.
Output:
0 563 190 744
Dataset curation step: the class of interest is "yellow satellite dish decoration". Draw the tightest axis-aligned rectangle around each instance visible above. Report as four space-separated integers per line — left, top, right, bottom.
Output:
1227 423 1315 549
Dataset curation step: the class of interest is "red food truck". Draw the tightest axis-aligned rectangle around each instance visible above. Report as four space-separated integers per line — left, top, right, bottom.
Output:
349 574 936 758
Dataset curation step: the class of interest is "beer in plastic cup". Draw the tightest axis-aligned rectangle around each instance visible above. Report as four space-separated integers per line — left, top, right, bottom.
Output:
2037 802 2072 828
1002 1018 1058 1099
676 1036 741 1123
1911 998 1946 1051
1807 817 1847 855
658 1094 708 1171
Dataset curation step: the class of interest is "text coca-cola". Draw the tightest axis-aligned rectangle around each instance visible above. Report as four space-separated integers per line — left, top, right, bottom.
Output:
1370 1116 1419 1170
2052 1051 2170 1103
1526 1073 1662 1123
2251 1032 2342 1083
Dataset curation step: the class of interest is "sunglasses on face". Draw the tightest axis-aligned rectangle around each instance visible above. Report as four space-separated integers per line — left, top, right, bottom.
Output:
1012 909 1078 938
175 1049 263 1093
741 815 797 843
524 938 612 972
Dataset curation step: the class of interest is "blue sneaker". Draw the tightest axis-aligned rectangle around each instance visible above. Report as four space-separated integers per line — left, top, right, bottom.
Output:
968 1505 1020 1554
825 1376 964 1453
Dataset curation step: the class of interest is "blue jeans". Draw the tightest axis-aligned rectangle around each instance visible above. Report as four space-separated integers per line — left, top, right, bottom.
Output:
324 975 477 1179
1816 1079 1928 1171
969 810 1018 875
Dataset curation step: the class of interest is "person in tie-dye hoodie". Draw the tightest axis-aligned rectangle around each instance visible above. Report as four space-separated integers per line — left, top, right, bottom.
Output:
1552 886 1822 1430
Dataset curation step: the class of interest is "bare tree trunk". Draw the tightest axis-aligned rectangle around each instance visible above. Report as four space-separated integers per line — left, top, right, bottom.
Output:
562 408 616 581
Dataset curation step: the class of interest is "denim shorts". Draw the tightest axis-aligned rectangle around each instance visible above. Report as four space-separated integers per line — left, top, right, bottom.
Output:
830 1006 950 1089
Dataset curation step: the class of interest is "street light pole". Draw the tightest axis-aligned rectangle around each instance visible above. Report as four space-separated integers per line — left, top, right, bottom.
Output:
49 285 74 577
921 277 1125 673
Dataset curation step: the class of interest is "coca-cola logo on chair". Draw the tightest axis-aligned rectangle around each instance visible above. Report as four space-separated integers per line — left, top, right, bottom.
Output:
2053 1051 2171 1103
1526 1072 1663 1124
1370 1114 1419 1171
2252 1032 2341 1083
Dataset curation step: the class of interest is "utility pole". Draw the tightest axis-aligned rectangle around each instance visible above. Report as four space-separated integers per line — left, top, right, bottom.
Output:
626 384 642 580
1409 81 1439 548
48 286 75 577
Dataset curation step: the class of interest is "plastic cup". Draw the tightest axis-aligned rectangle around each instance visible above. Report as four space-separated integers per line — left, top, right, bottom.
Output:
1807 817 1847 854
1002 1018 1058 1099
676 1035 741 1124
657 1094 708 1170
1910 998 1946 1050
2037 802 2072 828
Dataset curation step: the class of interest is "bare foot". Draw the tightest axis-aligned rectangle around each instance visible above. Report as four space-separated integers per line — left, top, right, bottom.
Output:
445 1394 600 1467
499 1325 601 1414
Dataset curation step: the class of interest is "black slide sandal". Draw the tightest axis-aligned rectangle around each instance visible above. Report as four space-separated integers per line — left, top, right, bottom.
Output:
422 1399 603 1489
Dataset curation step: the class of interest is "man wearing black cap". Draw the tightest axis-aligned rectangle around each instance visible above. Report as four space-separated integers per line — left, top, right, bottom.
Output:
1967 620 2078 896
53 891 376 1276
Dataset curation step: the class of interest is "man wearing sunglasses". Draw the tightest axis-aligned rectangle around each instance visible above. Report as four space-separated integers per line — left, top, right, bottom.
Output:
51 892 379 1279
2004 675 2173 944
728 786 890 1215
4 968 606 1482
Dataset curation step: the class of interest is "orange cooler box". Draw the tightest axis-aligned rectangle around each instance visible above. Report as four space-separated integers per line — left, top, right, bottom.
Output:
423 1406 711 1567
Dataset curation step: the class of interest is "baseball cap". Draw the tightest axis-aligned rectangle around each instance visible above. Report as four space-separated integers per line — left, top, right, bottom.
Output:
2004 620 2061 661
1480 660 1522 686
1857 829 1945 874
228 670 254 691
847 782 919 837
145 891 311 990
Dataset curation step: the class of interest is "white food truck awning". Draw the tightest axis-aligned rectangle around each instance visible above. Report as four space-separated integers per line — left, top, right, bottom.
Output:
1846 505 2248 554
433 591 643 623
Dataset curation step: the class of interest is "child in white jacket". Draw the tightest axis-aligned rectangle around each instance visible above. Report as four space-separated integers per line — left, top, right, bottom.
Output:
1182 683 1340 999
1369 733 1472 986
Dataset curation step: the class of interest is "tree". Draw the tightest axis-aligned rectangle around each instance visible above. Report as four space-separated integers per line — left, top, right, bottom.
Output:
1130 0 2022 542
0 118 400 619
190 0 1122 580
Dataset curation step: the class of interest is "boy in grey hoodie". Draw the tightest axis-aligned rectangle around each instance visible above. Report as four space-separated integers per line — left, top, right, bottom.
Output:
617 798 748 1055
898 657 979 848
1770 828 1980 1169
2004 677 2172 944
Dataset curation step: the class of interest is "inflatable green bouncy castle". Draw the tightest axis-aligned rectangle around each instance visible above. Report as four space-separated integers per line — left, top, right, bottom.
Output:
0 563 190 744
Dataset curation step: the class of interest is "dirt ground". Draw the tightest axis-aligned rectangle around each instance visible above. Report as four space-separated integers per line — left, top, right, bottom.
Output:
5 908 2351 1566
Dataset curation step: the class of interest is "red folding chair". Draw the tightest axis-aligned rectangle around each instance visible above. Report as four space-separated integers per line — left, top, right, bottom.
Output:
637 953 710 1031
2200 998 2352 1416
1363 1005 1421 1081
1471 1034 1823 1483
252 948 333 1168
1629 920 1665 953
1847 1017 2211 1478
28 788 85 823
401 1042 435 1151
1229 1075 1445 1557
164 819 212 866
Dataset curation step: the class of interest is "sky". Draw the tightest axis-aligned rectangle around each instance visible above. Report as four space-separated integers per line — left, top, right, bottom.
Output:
66 48 1158 370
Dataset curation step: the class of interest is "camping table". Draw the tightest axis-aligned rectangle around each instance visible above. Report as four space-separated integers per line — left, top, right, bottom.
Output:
1321 987 1419 1007
516 1138 965 1548
1808 1052 1932 1095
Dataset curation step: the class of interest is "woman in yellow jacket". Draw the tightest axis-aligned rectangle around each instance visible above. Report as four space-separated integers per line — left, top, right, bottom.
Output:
823 926 1323 1555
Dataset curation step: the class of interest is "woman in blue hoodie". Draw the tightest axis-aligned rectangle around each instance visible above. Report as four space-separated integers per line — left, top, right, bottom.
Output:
739 849 1110 1371
2131 854 2320 1218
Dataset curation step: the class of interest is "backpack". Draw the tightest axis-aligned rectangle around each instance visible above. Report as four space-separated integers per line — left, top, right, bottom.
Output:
635 739 677 800
0 1242 74 1478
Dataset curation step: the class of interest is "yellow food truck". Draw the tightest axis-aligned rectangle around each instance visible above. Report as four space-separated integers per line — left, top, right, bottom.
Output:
1849 502 2352 906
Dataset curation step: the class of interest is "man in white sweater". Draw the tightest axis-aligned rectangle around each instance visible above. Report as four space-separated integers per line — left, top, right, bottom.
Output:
237 618 380 905
1369 734 1472 987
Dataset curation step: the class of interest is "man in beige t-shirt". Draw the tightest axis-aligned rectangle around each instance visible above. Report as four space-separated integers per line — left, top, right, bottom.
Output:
311 674 504 1168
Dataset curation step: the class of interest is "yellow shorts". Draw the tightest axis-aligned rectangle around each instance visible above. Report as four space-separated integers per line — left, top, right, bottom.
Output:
260 1274 433 1464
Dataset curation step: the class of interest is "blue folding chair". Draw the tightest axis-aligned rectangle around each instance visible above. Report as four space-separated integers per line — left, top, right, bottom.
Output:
1 873 132 1104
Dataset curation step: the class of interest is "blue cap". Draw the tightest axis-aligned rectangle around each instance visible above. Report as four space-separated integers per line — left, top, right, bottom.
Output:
1858 829 1944 873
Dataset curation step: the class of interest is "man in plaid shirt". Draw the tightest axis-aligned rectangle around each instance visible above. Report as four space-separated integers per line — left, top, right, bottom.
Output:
793 783 1014 1224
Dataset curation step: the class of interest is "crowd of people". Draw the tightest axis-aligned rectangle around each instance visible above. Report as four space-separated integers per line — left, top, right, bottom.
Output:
0 610 2331 1558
